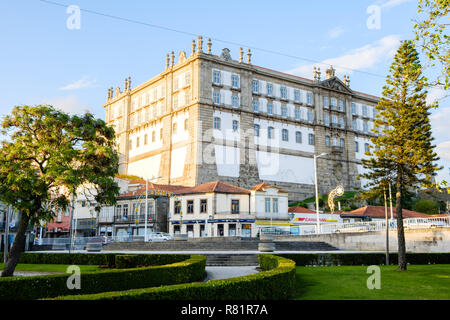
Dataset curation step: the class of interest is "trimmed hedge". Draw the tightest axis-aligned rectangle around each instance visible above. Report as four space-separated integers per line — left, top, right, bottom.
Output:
0 254 205 300
275 252 450 266
51 254 296 300
0 252 190 268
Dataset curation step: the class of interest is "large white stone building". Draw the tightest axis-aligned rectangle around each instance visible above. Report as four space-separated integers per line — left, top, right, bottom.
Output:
104 37 379 202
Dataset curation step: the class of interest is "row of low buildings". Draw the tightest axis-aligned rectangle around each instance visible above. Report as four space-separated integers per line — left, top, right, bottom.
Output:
41 176 437 240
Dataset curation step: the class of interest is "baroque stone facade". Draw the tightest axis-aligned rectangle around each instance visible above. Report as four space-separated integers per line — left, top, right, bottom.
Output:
104 38 379 202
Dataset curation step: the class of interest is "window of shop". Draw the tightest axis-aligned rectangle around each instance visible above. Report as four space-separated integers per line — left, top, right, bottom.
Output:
187 225 194 238
217 224 224 236
229 224 236 236
242 224 251 237
174 225 181 234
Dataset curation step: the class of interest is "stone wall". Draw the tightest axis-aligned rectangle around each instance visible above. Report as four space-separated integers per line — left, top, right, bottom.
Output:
275 228 450 252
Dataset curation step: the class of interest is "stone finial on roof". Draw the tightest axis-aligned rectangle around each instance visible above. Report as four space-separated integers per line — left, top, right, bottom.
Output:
246 48 252 64
166 53 170 69
115 87 121 97
124 78 128 91
239 47 244 63
191 39 196 55
326 65 336 79
128 77 131 90
171 51 175 66
179 51 187 64
197 36 203 53
344 75 350 87
207 38 212 54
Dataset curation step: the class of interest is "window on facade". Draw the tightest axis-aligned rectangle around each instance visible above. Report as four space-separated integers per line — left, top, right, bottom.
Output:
362 105 368 117
152 131 156 142
231 200 240 213
352 103 357 115
172 123 177 135
363 121 368 133
353 119 357 130
184 118 188 131
295 131 302 144
267 103 273 115
254 124 260 137
268 127 274 139
307 92 313 105
373 108 378 118
232 74 239 89
364 143 370 153
136 137 140 148
213 70 221 85
144 134 148 145
129 139 132 150
295 107 300 120
272 198 278 213
355 141 359 152
174 201 181 214
160 128 163 140
173 78 179 91
252 80 259 94
324 113 330 126
331 98 337 108
325 135 330 147
308 133 315 145
307 110 314 123
123 204 128 218
281 105 287 117
213 117 221 130
267 83 273 96
324 96 329 108
232 120 239 132
332 115 338 125
340 138 345 148
265 198 271 213
280 86 287 99
185 73 191 86
187 200 194 214
339 100 344 112
200 199 207 213
294 89 300 102
253 100 259 112
213 91 220 105
282 129 289 141
339 117 345 128
232 95 239 108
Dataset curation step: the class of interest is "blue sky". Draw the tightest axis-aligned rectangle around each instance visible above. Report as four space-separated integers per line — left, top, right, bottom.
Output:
1 0 449 183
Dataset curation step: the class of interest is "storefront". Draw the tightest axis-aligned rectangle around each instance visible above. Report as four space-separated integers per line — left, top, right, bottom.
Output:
170 219 256 238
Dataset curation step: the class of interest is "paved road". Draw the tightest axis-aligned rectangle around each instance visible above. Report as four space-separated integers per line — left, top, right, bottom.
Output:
203 266 259 282
38 250 384 254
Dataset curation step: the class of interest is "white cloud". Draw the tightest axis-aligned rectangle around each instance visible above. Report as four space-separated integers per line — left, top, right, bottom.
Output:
60 76 97 90
431 106 450 141
286 35 400 78
41 95 90 114
328 26 344 39
437 141 450 162
379 0 413 9
426 87 448 106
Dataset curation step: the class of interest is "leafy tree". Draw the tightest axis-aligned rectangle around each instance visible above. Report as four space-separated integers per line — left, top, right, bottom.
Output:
412 199 440 214
359 41 441 271
0 105 120 277
414 0 449 92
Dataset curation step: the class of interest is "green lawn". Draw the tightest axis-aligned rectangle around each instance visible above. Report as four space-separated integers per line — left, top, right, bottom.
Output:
0 263 104 274
295 265 450 300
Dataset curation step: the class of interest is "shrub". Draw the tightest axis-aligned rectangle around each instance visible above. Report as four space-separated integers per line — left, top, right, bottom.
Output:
115 255 139 269
412 199 440 214
0 254 205 300
51 255 296 300
275 253 450 266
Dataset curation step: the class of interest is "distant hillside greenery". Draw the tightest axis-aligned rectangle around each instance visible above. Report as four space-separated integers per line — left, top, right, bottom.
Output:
289 191 359 212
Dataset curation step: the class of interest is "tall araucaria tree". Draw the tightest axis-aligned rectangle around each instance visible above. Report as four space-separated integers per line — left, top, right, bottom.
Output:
0 105 120 277
359 40 441 271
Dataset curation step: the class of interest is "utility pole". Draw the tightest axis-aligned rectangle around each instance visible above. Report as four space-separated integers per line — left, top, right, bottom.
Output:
4 206 11 264
384 187 390 265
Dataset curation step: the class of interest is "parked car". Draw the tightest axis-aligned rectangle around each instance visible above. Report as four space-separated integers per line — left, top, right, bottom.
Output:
259 227 290 235
147 232 171 241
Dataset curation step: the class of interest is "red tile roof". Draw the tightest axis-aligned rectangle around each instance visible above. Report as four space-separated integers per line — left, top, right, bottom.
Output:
251 182 288 193
118 182 188 198
343 206 430 219
288 206 316 214
178 181 251 195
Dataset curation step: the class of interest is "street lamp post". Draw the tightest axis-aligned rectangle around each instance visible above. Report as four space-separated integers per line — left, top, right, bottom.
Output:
145 176 162 242
314 153 328 234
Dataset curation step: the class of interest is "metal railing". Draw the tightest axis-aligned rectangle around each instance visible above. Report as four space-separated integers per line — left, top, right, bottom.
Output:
291 216 450 236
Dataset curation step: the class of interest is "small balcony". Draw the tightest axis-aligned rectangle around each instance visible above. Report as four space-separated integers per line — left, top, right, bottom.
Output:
331 146 344 154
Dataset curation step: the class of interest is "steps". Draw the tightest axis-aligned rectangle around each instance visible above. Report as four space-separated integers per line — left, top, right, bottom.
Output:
205 254 259 266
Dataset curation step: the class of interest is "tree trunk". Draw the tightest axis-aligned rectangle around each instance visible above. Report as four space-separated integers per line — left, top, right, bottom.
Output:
396 171 407 271
1 211 30 277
